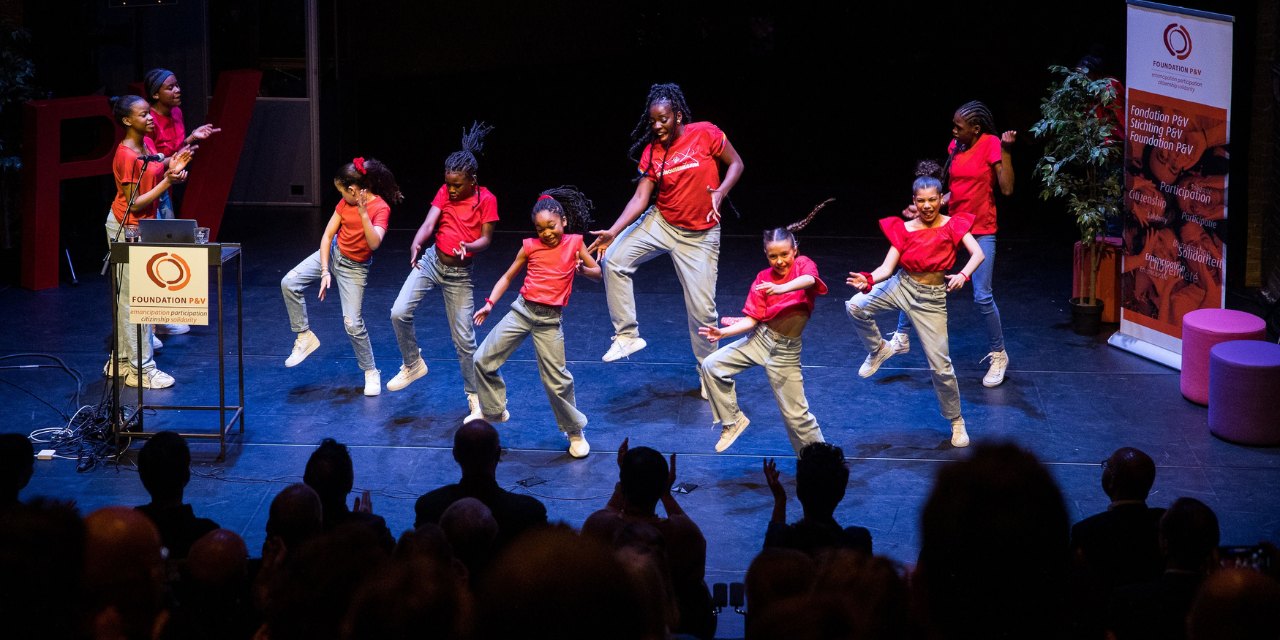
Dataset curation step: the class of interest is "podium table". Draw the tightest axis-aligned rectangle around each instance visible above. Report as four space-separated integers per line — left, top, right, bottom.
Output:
108 241 244 459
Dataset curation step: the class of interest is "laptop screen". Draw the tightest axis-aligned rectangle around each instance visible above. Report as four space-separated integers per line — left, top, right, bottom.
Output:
138 219 198 244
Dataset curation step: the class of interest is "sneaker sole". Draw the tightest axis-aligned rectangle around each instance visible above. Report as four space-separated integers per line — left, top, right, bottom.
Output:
858 342 894 378
125 375 175 389
982 376 1006 388
715 416 750 452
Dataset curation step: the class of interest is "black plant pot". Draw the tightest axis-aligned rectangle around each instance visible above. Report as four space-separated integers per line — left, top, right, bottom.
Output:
1070 297 1105 336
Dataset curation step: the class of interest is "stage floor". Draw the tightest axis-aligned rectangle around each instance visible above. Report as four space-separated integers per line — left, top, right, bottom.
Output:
3 207 1277 637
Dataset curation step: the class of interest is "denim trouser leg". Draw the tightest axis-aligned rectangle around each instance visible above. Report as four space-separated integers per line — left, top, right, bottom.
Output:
281 245 375 371
702 326 823 454
972 234 1005 353
846 273 961 419
105 213 155 373
156 191 174 219
603 207 720 363
389 248 478 393
473 297 587 431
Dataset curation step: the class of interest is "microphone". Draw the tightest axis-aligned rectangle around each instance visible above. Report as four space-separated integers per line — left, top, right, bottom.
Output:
138 154 164 162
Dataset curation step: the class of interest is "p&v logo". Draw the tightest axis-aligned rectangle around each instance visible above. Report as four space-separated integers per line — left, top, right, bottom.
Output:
1163 23 1192 60
146 251 192 290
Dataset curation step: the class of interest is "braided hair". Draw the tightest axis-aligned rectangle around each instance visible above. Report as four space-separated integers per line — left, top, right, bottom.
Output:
108 95 148 127
532 186 595 233
445 121 494 179
627 83 693 163
335 157 405 204
763 198 834 249
942 100 998 188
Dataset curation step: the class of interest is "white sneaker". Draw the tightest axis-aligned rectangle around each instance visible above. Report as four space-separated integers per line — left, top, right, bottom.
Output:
125 368 175 389
466 393 481 417
715 414 750 453
151 333 163 350
567 430 590 458
981 351 1009 387
363 369 381 396
858 339 896 378
602 335 647 362
284 330 320 367
386 355 428 392
156 324 190 335
888 331 910 355
950 416 970 448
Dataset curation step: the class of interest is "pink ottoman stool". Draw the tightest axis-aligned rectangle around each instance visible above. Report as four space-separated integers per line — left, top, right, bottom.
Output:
1209 340 1280 446
1181 309 1266 405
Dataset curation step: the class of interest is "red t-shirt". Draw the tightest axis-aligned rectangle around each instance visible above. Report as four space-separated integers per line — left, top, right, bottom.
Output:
111 140 165 225
638 121 727 231
334 195 390 263
430 185 499 256
880 213 975 273
520 234 583 307
741 255 828 322
148 106 185 157
946 133 1003 234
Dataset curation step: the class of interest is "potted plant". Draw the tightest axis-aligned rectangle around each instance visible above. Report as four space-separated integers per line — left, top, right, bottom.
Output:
1030 64 1123 335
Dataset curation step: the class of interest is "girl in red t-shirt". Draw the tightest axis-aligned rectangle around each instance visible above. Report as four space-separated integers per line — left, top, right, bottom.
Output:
472 187 602 458
388 123 499 417
104 95 193 390
846 175 985 448
587 83 745 381
280 157 403 396
698 200 833 454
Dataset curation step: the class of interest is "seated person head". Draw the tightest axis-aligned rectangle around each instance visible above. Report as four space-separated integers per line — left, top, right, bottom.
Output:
303 438 354 507
137 431 191 503
619 446 668 513
454 419 501 474
0 433 35 503
1160 497 1220 571
266 483 323 551
795 442 849 518
1102 447 1156 502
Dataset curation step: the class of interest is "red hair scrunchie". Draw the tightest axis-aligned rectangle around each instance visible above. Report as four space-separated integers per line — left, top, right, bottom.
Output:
353 157 367 175
537 194 555 201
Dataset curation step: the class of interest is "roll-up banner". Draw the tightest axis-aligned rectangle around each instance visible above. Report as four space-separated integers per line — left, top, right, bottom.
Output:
1112 1 1233 369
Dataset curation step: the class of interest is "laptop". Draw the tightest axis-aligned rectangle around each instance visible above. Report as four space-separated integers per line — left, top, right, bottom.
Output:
139 218 198 244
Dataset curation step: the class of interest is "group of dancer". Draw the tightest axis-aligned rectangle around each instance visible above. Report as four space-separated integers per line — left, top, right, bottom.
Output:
108 81 1017 457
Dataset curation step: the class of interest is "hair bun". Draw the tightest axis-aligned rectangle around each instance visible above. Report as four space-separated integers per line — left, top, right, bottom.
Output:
915 159 943 179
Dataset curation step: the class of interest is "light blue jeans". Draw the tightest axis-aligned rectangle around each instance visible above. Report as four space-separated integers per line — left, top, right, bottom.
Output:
156 191 174 219
281 244 377 371
896 233 1004 353
701 324 824 454
473 296 587 432
603 206 720 363
104 213 156 373
390 246 478 393
850 272 961 420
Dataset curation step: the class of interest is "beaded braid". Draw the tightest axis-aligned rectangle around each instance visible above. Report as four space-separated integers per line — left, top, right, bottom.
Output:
444 121 494 178
762 198 834 248
533 186 595 233
942 100 999 189
334 158 405 204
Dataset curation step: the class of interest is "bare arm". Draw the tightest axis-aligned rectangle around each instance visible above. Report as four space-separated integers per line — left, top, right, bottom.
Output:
846 247 902 291
587 179 655 258
316 213 341 301
945 233 986 291
356 191 387 251
473 249 528 325
459 221 498 258
996 131 1016 196
576 244 602 281
708 138 745 218
699 315 758 343
754 274 815 296
763 459 787 525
